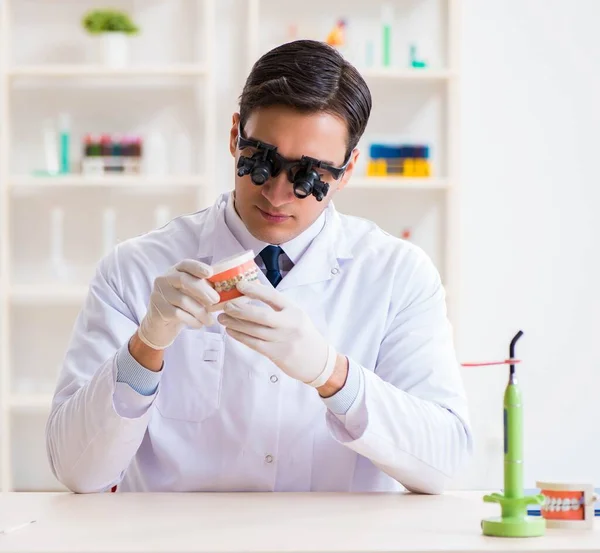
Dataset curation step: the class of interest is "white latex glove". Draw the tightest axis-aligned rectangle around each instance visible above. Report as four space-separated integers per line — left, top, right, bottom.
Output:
217 280 337 388
137 260 220 350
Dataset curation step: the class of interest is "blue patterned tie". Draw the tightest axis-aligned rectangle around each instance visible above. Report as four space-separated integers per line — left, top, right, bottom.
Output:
259 246 284 288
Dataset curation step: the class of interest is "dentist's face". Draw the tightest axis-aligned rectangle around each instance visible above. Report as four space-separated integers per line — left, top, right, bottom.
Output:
229 105 359 245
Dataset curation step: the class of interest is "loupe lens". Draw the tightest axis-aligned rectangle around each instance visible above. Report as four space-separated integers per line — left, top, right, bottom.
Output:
251 165 270 185
293 178 311 198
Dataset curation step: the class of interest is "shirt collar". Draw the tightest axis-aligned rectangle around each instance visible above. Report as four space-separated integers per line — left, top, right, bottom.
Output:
224 192 327 264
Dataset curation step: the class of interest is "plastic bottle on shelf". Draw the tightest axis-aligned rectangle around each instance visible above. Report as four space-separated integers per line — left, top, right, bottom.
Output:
59 113 71 174
42 119 60 175
381 4 393 67
82 133 104 176
144 131 168 176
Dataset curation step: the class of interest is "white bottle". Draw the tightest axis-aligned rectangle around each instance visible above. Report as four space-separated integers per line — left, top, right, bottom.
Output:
42 119 59 175
144 131 168 176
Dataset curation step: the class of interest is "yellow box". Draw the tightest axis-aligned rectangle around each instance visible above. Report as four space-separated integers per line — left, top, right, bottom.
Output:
414 159 431 177
403 159 416 176
367 159 387 176
368 158 431 177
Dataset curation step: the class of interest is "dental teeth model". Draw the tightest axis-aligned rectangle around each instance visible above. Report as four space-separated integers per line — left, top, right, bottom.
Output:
537 481 598 529
207 250 259 312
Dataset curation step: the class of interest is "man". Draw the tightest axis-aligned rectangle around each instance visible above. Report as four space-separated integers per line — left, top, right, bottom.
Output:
46 40 472 494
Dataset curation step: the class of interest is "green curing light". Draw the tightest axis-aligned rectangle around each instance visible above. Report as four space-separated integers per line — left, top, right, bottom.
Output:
481 331 545 537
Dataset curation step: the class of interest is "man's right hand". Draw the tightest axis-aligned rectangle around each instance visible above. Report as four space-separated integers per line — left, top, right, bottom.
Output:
137 259 219 351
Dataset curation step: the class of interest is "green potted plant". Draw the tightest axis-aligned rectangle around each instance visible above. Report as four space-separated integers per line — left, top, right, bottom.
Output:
82 9 140 68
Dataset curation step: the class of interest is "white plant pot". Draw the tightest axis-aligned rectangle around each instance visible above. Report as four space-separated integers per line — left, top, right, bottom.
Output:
101 32 129 68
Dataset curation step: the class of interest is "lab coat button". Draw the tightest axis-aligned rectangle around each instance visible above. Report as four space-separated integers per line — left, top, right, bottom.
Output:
270 375 278 383
331 267 339 275
265 455 274 464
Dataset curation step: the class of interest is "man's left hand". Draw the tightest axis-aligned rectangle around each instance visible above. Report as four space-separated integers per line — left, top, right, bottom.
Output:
217 280 340 389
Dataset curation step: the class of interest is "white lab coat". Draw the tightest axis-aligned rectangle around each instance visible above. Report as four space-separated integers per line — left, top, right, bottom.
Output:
46 192 472 494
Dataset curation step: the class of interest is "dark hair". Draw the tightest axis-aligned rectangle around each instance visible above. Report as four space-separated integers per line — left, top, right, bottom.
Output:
239 39 372 159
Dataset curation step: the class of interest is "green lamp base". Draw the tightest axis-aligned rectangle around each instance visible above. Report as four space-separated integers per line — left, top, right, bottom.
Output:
482 516 546 537
482 492 546 537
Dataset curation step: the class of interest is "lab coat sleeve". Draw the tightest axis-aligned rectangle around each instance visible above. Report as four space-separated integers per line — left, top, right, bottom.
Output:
46 245 157 494
325 249 473 494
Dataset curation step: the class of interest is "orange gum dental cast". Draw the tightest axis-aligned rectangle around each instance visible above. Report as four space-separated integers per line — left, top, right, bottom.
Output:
536 481 597 529
541 490 584 520
207 251 259 310
211 260 259 302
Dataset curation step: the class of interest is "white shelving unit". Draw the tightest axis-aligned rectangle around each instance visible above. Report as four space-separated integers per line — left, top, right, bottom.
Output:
361 68 455 80
246 0 461 321
0 0 217 491
351 176 450 190
10 174 205 190
7 64 209 78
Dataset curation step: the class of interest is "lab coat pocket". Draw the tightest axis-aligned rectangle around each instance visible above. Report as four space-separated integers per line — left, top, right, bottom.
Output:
156 330 224 423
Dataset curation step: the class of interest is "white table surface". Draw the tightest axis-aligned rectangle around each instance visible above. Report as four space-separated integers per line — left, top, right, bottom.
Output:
0 491 597 553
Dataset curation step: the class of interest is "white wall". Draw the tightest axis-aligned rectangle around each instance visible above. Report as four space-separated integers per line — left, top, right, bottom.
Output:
455 0 600 489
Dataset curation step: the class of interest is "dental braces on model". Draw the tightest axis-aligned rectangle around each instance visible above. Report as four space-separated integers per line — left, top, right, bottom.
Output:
213 266 259 293
206 250 260 312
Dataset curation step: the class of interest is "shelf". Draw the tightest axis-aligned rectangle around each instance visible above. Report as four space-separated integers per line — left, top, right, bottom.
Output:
350 177 449 190
11 175 442 190
9 394 54 411
10 174 204 190
10 284 88 305
362 68 454 81
7 64 208 78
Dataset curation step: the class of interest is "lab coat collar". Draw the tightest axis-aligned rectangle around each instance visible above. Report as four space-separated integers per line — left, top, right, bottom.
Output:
197 192 353 290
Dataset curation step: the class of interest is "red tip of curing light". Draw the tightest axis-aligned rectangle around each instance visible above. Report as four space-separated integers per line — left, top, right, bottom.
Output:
461 359 521 367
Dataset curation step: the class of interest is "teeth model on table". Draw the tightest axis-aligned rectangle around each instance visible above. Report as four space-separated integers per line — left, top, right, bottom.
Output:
528 483 599 529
